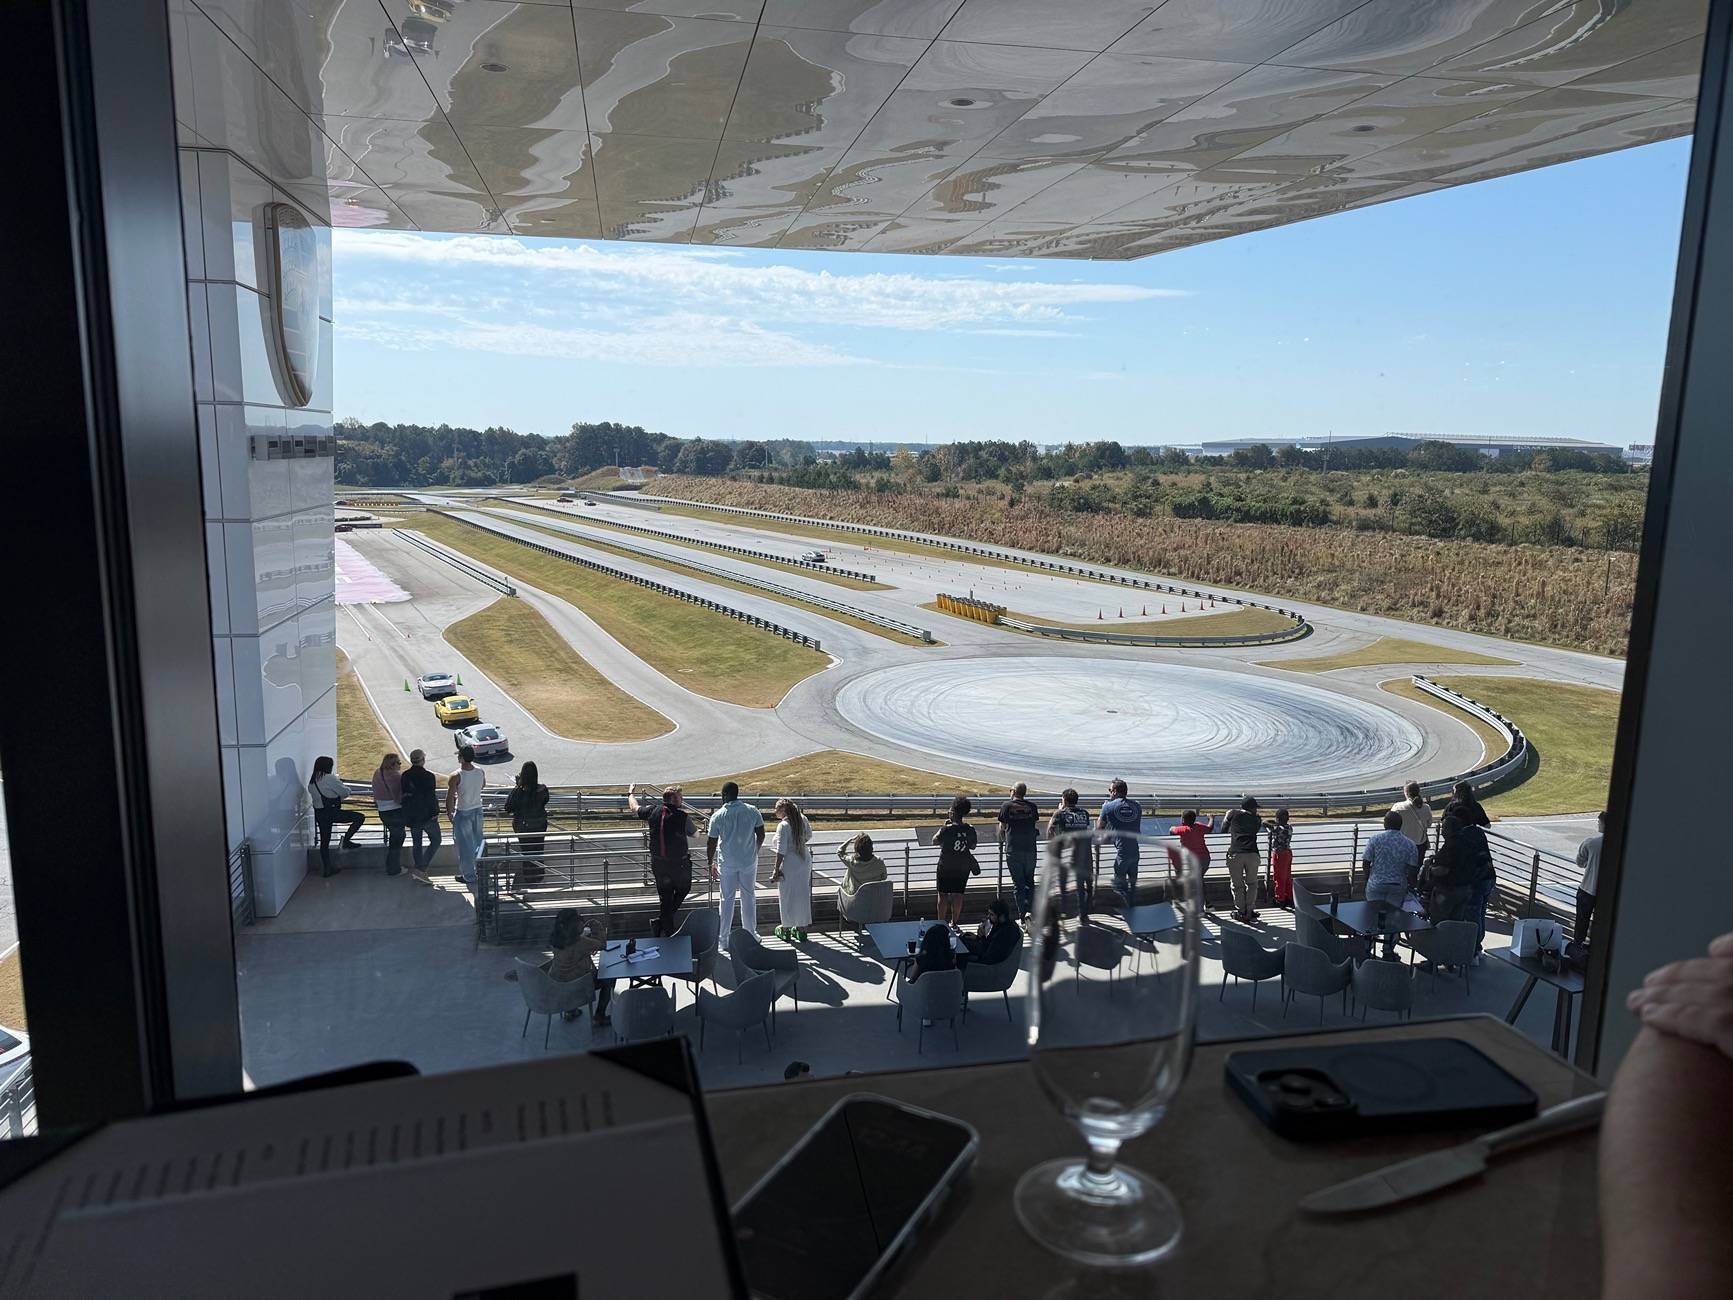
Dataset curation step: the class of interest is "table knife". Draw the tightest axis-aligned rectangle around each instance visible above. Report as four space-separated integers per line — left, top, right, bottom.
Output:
1299 1092 1606 1215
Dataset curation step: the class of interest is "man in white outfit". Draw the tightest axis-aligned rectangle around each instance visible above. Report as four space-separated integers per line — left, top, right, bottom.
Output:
707 781 765 944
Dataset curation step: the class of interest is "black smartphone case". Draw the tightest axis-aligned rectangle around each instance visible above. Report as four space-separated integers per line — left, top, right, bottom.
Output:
1225 1037 1539 1140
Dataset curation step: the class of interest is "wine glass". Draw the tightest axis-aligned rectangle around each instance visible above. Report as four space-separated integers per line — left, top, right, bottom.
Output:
1016 827 1204 1267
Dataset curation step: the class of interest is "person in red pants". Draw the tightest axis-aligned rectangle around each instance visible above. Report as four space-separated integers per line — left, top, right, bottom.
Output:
1266 807 1294 907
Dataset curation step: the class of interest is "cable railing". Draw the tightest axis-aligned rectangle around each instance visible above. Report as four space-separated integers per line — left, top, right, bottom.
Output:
228 841 255 930
452 815 1580 945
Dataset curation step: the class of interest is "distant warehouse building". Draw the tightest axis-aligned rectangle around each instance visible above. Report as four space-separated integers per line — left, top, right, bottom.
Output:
1188 432 1625 458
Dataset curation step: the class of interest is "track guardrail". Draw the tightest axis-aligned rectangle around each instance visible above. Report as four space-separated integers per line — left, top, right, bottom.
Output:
614 491 1310 627
509 499 878 583
396 528 518 596
432 512 823 650
484 507 933 644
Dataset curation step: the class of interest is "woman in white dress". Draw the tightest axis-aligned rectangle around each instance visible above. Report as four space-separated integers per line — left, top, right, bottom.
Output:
770 798 813 943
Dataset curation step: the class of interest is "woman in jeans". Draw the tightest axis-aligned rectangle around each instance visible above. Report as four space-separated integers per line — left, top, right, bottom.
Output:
371 752 406 877
446 745 486 891
309 755 364 878
505 761 550 884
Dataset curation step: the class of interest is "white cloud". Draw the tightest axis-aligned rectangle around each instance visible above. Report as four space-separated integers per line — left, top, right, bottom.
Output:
332 230 1185 331
340 311 863 369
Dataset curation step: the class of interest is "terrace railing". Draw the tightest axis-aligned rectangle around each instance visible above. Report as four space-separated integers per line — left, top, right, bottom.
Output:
0 1059 36 1140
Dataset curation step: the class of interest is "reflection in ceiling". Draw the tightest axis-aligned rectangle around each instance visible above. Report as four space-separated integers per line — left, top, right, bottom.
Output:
205 0 1706 257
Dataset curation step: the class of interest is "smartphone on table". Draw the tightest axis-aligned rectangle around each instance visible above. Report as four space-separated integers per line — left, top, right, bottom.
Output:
731 1094 978 1300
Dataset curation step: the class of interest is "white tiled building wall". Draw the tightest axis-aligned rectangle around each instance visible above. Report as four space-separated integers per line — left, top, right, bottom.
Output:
171 0 336 917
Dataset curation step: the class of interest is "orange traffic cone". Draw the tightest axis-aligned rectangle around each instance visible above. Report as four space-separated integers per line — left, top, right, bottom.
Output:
1097 610 1103 620
1141 606 1147 616
1118 608 1124 618
1161 605 1167 615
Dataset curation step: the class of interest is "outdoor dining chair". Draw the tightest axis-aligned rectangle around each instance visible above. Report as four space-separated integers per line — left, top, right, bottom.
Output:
1074 922 1127 997
837 879 893 941
1219 925 1285 1011
696 971 775 1064
668 908 721 1009
610 985 674 1043
962 948 1021 1023
730 928 799 1029
901 968 965 1054
1282 942 1353 1024
1296 910 1371 966
1410 919 1478 997
1352 957 1415 1022
514 958 594 1049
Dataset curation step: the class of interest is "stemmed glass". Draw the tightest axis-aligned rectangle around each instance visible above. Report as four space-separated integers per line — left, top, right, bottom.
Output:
1016 828 1204 1267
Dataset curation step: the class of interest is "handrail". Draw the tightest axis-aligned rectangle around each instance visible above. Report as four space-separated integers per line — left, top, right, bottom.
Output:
506 498 878 582
481 506 932 643
0 1058 36 1139
429 512 822 650
229 841 255 929
455 814 1581 943
395 528 517 596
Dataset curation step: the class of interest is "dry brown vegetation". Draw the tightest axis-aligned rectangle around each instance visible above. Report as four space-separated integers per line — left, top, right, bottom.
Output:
655 476 1635 656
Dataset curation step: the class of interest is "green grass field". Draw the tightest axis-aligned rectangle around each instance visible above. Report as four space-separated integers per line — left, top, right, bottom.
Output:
496 510 935 646
1420 675 1621 816
1264 635 1519 673
408 514 829 708
444 598 673 742
990 603 1297 638
679 750 1000 796
336 647 397 778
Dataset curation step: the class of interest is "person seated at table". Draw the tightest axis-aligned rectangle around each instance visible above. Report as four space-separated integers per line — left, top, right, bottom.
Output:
905 922 956 985
1359 810 1420 960
958 898 1022 971
547 908 611 1027
837 833 889 896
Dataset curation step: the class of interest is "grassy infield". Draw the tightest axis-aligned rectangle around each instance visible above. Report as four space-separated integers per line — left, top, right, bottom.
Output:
337 503 1616 814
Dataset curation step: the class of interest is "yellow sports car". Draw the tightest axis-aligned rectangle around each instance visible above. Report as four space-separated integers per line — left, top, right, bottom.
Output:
433 695 479 726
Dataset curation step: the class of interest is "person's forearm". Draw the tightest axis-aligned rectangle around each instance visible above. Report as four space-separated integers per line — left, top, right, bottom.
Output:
1601 1027 1733 1300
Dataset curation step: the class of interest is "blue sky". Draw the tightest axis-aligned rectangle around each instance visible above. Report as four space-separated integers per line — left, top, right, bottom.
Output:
334 137 1691 447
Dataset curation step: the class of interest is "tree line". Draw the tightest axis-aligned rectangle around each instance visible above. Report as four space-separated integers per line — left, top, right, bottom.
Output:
334 418 820 488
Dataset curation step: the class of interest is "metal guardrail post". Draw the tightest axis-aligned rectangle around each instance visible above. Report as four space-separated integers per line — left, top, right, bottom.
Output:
1526 850 1542 918
902 844 910 918
1351 824 1361 889
603 856 611 930
996 840 1004 897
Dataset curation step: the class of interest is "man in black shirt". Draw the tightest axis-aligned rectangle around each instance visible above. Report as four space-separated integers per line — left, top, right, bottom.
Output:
400 748 441 886
630 782 698 936
996 782 1041 919
1221 795 1264 923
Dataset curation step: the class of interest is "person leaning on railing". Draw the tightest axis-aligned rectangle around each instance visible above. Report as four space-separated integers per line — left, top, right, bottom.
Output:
629 782 699 937
308 755 363 879
400 749 439 886
371 753 406 878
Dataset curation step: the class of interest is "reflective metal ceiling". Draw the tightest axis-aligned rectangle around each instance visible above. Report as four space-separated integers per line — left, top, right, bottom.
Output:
218 0 1706 256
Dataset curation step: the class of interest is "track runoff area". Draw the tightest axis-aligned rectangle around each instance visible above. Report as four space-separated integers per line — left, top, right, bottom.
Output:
333 491 1617 799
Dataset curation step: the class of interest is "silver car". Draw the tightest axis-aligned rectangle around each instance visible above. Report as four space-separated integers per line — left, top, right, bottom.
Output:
454 723 509 759
417 671 458 700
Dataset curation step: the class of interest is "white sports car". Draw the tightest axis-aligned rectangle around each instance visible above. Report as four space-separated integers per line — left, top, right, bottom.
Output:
455 724 509 759
417 671 458 700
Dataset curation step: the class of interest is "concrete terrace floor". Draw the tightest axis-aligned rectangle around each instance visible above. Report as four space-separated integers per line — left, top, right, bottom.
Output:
237 855 1580 1094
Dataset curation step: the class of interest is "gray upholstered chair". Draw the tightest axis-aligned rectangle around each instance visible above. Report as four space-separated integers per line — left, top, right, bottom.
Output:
1219 926 1285 1011
669 909 721 1009
515 957 595 1048
1088 885 1126 915
1410 920 1479 997
1282 942 1354 1023
730 928 799 1028
837 879 894 940
962 948 1021 1023
696 971 775 1063
611 985 674 1043
1074 922 1127 997
1296 911 1371 966
1293 878 1331 922
1352 957 1414 1021
902 968 965 1054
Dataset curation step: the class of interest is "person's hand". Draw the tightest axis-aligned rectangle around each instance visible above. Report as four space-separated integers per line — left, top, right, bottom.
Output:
627 782 635 796
1626 932 1733 1060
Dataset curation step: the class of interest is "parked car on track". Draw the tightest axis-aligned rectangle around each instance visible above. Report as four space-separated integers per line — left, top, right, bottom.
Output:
433 695 479 727
454 724 508 759
417 671 458 700
0 1024 26 1075
557 495 574 503
799 549 827 564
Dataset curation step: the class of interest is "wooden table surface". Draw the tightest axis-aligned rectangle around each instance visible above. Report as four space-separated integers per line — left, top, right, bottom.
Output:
707 1015 1602 1298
